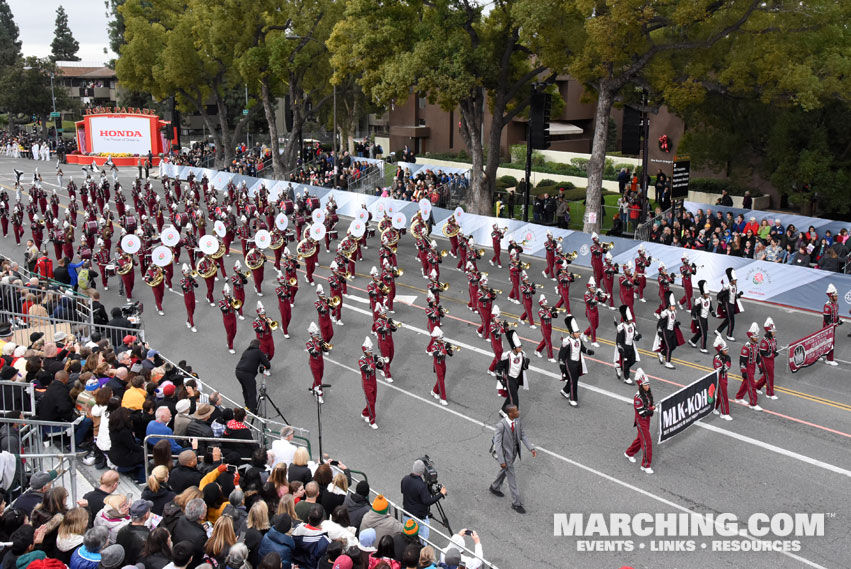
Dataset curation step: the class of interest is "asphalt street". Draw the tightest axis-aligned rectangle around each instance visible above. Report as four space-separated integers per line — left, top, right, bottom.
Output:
2 157 849 569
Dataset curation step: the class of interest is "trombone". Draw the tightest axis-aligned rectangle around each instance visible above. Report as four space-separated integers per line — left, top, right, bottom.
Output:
439 250 449 258
321 340 333 351
265 316 280 330
439 282 450 291
393 267 405 278
521 262 531 270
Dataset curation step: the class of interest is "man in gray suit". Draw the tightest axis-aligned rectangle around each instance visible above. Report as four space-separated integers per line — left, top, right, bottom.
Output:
489 404 536 513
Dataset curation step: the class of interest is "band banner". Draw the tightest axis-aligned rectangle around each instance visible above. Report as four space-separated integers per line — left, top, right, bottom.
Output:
658 370 719 443
788 325 835 373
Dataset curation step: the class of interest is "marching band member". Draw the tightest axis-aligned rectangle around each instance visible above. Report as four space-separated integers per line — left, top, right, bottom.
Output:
487 306 506 376
476 276 496 337
378 241 396 278
301 232 319 285
428 327 453 406
822 283 841 366
144 264 166 315
455 233 468 270
490 224 505 268
654 262 675 316
415 235 430 277
559 316 593 407
464 262 480 312
736 323 762 410
624 369 655 474
467 235 482 271
197 254 217 306
716 268 743 341
314 285 334 343
11 200 23 245
712 335 733 420
427 239 443 278
117 250 135 301
274 272 294 338
618 262 636 314
359 337 384 429
94 239 110 290
445 214 460 257
231 260 249 320
425 292 446 351
219 284 239 354
282 247 300 305
589 233 606 286
554 266 576 315
372 305 398 383
50 221 65 260
30 214 44 251
305 322 330 403
654 292 683 369
367 266 385 312
246 246 265 296
543 231 558 279
688 280 713 353
582 277 605 347
327 262 346 324
602 252 618 310
534 295 557 362
380 259 398 312
507 252 522 303
678 253 696 310
179 264 198 332
253 302 275 366
634 245 651 302
614 305 640 384
496 331 528 414
237 216 252 256
755 317 779 398
427 269 445 305
518 272 537 329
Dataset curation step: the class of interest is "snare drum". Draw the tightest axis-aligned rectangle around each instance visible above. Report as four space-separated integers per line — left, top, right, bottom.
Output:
366 227 376 239
307 197 319 211
283 200 294 214
328 230 339 241
85 220 98 233
105 264 117 277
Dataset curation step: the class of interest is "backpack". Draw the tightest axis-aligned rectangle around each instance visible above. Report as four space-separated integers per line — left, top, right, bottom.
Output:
77 268 90 290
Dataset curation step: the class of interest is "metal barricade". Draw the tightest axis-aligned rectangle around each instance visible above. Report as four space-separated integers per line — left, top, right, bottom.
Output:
0 280 93 325
634 206 673 242
0 380 35 416
342 467 498 569
0 415 82 502
0 311 144 346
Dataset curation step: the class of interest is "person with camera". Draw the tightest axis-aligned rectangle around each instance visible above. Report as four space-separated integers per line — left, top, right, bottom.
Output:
400 459 446 542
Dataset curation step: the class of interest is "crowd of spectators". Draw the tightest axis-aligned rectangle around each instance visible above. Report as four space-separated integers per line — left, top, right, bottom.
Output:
643 206 851 272
376 167 468 209
0 322 485 569
0 131 75 162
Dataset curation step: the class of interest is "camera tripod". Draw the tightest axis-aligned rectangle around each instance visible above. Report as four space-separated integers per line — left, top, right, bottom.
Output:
256 371 289 426
430 495 452 535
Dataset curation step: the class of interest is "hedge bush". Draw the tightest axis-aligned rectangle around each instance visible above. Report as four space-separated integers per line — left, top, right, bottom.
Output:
689 178 762 197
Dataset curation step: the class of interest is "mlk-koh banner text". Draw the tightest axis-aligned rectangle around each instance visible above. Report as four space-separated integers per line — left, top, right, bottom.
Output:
658 370 719 444
788 325 836 373
159 164 851 315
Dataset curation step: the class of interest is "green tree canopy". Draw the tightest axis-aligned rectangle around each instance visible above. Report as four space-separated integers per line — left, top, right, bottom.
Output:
50 6 80 61
0 0 21 67
0 57 74 134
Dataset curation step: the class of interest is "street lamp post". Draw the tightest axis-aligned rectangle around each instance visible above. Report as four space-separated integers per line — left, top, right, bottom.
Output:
49 73 58 149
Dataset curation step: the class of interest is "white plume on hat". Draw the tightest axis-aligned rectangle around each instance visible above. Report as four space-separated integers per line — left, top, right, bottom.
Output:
329 261 338 270
430 269 437 279
316 284 324 295
622 261 632 270
370 266 379 276
362 336 373 350
182 263 190 273
427 291 435 301
827 283 837 295
591 232 599 240
713 334 727 351
431 327 443 338
234 260 242 270
634 368 648 386
430 239 437 249
764 317 775 331
521 270 528 279
257 301 265 313
539 294 547 304
466 261 474 270
681 252 689 261
605 252 613 261
493 305 501 317
587 277 596 288
667 291 676 307
308 322 319 334
658 262 666 271
222 283 231 295
284 246 291 256
747 322 759 337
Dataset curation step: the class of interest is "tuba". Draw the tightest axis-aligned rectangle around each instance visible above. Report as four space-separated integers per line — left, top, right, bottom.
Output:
145 267 164 287
270 231 285 250
340 237 358 259
411 217 429 239
297 238 317 259
442 223 460 238
380 227 400 251
198 256 218 279
117 253 133 275
246 250 265 271
211 240 226 259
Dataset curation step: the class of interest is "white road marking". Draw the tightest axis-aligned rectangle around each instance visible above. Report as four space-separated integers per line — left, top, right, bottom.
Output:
395 294 418 305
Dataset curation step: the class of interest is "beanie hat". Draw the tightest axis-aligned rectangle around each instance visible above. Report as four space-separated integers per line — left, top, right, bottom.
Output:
172 542 194 567
403 518 419 536
355 480 370 497
357 528 377 552
412 460 425 476
99 544 125 569
274 513 292 534
444 547 462 566
331 556 353 569
27 559 66 569
372 494 389 514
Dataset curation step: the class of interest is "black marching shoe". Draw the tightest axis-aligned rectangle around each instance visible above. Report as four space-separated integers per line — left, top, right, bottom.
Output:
512 504 527 514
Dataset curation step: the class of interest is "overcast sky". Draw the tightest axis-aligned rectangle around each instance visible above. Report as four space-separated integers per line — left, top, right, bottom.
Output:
8 0 115 64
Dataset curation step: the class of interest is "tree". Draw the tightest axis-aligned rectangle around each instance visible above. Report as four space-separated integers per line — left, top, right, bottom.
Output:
50 6 80 62
519 0 767 232
0 0 21 67
329 0 555 215
0 57 74 135
117 0 261 168
105 0 126 56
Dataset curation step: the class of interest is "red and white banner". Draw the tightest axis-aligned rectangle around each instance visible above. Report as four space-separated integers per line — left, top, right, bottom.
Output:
788 325 835 373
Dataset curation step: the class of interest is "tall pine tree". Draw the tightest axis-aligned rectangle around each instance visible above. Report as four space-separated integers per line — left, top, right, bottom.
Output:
50 5 80 61
0 0 21 67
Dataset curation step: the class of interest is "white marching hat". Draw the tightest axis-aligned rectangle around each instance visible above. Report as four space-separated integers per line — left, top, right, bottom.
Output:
713 333 727 351
308 322 319 335
316 284 324 295
827 283 837 295
431 327 443 338
362 336 373 351
493 305 501 317
370 266 379 276
257 301 265 313
764 317 776 331
634 368 648 386
222 283 231 295
747 322 759 338
182 263 190 273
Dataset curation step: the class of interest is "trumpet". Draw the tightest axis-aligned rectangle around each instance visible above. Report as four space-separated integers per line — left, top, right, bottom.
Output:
394 268 404 278
476 248 485 257
491 288 503 295
329 296 341 307
440 250 449 258
565 251 578 261
241 269 251 279
604 241 615 250
379 284 390 295
446 342 461 352
520 239 529 246
231 298 243 310
266 317 280 331
190 270 199 278
322 341 333 351
439 282 450 291
521 262 531 270
442 307 450 315
289 277 298 286
556 236 564 243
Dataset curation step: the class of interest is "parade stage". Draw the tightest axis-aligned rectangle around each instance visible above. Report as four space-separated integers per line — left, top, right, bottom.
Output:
73 108 169 166
65 154 161 167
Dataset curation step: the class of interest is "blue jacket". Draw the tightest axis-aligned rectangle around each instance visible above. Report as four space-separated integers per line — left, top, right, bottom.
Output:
69 261 84 286
145 420 184 453
69 546 101 569
257 527 295 569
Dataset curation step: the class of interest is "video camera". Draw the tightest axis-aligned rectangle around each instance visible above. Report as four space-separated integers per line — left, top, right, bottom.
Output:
121 301 143 318
419 454 442 495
